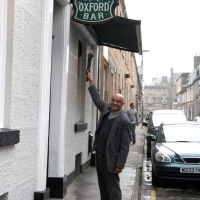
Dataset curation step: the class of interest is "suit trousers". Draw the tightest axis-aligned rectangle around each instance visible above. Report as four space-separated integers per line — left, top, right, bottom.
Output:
131 123 136 143
96 152 122 200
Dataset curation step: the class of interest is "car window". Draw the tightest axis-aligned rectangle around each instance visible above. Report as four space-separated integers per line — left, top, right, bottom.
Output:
156 126 165 142
158 125 200 142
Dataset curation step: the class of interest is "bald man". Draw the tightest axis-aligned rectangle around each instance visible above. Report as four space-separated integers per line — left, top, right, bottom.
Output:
86 71 132 200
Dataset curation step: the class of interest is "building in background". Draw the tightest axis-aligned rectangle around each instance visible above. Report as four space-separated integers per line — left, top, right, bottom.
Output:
174 73 190 111
143 76 169 116
143 59 200 121
168 56 200 120
193 56 200 118
168 68 182 110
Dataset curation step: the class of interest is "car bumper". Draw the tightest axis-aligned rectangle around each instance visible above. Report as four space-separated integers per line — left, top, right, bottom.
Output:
153 163 200 181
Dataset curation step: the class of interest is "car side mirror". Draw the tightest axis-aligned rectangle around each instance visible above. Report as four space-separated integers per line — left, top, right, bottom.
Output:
142 122 148 127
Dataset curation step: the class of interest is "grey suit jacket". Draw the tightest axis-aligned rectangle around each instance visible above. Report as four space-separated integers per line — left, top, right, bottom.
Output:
88 85 132 173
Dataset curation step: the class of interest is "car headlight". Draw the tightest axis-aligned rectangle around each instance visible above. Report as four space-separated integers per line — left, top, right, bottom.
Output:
155 151 171 162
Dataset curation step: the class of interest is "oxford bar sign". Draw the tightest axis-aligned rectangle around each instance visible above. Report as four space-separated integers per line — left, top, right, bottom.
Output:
71 0 119 24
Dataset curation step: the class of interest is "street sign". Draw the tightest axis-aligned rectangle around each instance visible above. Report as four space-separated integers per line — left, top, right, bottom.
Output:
173 98 179 104
71 0 119 24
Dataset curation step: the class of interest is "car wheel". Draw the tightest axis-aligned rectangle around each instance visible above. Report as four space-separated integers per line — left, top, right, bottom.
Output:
146 140 151 158
147 149 151 158
152 168 160 186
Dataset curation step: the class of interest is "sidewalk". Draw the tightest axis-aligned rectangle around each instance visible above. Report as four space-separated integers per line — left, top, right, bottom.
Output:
51 126 145 200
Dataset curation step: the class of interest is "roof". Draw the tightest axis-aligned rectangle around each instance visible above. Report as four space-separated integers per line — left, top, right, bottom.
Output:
172 73 182 84
163 121 200 126
87 16 142 54
153 109 185 114
152 109 187 126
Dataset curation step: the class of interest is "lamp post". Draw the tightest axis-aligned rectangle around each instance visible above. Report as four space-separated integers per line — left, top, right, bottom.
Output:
141 50 149 127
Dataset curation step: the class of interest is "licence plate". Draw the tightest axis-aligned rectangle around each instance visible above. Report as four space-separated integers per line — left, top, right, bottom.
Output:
180 167 200 173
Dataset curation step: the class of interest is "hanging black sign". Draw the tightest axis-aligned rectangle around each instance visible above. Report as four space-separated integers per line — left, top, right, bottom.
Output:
71 0 119 24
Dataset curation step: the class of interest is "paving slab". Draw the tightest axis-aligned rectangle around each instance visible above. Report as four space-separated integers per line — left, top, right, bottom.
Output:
50 125 145 200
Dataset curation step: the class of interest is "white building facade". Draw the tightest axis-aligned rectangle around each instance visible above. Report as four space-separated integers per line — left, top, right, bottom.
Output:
0 0 98 199
0 0 142 199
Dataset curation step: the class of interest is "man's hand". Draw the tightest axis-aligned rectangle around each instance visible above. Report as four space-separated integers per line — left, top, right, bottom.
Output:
114 167 122 174
86 70 94 86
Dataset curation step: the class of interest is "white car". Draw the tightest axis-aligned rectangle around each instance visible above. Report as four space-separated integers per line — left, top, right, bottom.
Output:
151 109 187 126
193 116 200 122
143 109 188 158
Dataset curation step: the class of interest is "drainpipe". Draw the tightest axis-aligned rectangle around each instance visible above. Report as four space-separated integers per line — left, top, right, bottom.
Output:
35 0 54 192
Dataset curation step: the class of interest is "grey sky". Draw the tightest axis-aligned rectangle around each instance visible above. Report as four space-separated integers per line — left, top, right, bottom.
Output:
125 0 200 84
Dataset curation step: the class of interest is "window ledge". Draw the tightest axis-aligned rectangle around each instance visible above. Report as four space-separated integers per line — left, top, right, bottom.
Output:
74 122 87 133
0 129 20 147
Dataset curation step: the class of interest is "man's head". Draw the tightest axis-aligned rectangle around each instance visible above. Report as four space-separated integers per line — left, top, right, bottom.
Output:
130 103 135 109
110 93 124 112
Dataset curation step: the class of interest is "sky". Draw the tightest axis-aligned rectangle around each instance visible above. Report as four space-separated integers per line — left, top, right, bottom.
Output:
125 0 200 84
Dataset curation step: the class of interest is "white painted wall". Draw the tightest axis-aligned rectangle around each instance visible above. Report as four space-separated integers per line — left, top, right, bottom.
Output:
64 22 92 174
0 0 44 199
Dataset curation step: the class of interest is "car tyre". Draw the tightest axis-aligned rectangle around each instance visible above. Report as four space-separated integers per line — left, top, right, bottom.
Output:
152 168 160 186
147 149 151 158
146 140 151 158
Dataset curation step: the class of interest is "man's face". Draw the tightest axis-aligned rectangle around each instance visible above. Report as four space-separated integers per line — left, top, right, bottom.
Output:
110 94 124 112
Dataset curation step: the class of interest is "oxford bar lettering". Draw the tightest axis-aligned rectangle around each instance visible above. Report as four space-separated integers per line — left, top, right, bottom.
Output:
71 0 119 24
83 13 104 20
78 3 110 12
